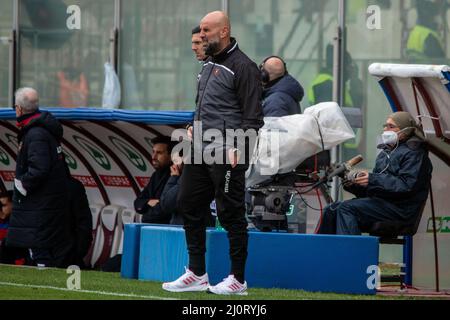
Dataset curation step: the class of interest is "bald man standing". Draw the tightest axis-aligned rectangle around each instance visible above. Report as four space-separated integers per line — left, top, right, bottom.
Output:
259 56 304 117
163 11 263 295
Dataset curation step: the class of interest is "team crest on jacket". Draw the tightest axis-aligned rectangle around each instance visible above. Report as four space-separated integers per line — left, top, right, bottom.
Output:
214 68 220 76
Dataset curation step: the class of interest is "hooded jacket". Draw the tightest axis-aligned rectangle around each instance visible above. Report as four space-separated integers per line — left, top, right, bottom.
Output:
7 111 69 249
262 74 304 117
345 137 433 220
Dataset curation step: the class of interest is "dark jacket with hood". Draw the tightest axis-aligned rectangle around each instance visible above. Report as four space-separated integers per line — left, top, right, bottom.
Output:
345 137 433 220
7 111 70 249
262 74 304 117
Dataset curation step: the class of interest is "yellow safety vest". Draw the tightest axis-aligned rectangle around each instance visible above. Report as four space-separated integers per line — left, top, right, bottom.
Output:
308 73 353 107
406 25 445 62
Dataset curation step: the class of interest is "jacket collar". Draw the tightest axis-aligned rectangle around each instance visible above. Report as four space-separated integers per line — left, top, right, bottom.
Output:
263 76 284 91
16 110 41 128
211 38 238 63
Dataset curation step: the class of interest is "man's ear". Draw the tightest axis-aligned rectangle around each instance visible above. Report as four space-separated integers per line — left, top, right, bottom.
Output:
220 26 229 39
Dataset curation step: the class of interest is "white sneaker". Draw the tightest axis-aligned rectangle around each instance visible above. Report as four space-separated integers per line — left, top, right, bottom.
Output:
208 275 248 296
162 267 209 293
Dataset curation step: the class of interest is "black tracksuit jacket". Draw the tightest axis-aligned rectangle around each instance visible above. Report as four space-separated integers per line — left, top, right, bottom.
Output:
194 38 264 142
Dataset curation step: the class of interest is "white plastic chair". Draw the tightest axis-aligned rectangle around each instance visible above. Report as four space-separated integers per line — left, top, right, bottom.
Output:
90 204 124 268
83 204 104 267
117 208 136 255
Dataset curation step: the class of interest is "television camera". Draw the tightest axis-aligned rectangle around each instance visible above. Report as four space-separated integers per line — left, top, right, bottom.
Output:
247 153 363 233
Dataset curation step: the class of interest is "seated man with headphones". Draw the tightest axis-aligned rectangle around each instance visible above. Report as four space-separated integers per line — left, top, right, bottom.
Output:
259 56 304 117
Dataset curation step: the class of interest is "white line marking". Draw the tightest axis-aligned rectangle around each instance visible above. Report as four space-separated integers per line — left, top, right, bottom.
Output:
0 281 179 300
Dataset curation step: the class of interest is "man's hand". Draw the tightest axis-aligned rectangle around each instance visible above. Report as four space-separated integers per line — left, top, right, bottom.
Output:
148 199 160 207
228 148 240 169
354 170 369 187
170 164 181 176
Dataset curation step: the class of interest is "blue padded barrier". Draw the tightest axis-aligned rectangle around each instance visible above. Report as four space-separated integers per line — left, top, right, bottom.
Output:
121 223 152 279
120 223 180 279
137 226 379 295
120 223 182 279
138 226 189 282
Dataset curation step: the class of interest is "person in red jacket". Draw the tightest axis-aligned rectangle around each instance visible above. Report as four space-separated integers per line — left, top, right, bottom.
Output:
0 191 13 244
0 190 30 265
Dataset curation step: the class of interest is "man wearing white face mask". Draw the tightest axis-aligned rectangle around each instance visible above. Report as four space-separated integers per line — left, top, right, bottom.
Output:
318 111 433 235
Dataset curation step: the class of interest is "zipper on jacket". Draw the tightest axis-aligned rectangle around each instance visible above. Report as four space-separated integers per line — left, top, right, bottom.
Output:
196 62 215 121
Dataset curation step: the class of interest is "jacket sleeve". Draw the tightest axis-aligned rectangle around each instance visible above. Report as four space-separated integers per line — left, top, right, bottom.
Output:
263 93 292 117
235 62 264 132
367 150 427 199
343 183 367 198
20 130 53 193
141 202 170 223
134 182 152 214
159 176 180 218
134 185 166 222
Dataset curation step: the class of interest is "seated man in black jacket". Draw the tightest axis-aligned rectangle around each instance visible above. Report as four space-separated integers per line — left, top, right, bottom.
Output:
318 111 433 235
134 136 174 224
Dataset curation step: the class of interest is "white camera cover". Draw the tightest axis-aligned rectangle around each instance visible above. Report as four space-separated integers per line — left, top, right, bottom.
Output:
246 102 355 187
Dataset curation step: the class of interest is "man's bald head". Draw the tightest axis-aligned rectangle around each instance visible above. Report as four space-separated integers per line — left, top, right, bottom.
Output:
200 11 231 56
261 57 287 83
201 11 230 31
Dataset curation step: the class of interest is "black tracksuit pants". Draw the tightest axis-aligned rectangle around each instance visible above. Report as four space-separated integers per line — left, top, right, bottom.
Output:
177 163 248 282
